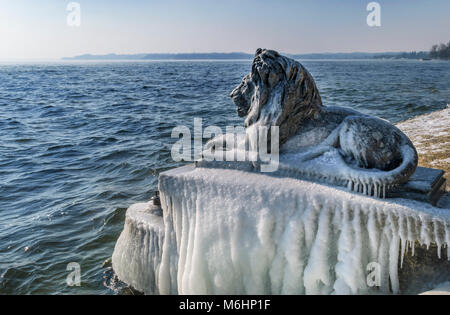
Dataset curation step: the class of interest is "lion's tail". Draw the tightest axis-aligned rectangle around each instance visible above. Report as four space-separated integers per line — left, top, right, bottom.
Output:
345 142 418 198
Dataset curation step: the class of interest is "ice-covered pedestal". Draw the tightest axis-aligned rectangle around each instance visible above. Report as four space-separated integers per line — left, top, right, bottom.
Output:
112 201 164 294
112 165 450 295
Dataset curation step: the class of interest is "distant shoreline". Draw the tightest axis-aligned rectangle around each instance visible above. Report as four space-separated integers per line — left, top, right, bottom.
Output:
62 51 436 61
2 58 448 64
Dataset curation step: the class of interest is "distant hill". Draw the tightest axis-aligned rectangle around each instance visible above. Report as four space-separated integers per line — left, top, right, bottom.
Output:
289 52 386 59
62 52 253 60
62 51 430 61
143 52 253 60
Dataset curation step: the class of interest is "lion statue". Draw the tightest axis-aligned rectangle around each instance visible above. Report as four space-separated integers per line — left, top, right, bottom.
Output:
202 48 418 198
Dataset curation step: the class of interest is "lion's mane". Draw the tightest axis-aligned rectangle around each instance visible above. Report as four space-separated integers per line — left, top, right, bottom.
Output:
233 48 323 145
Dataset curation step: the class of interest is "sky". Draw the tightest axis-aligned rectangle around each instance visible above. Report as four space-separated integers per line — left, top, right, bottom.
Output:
0 0 449 60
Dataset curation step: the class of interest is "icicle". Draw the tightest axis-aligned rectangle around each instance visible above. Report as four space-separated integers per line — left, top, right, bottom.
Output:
398 214 407 269
400 237 406 268
382 184 386 199
304 206 332 294
433 219 443 259
420 217 432 250
367 207 379 262
347 180 353 191
446 225 450 261
389 233 400 294
377 231 390 293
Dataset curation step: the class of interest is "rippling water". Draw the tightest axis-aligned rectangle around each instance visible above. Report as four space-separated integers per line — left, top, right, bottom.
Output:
0 60 449 294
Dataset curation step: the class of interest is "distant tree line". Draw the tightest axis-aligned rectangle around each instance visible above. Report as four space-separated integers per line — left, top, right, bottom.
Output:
373 51 429 60
372 41 450 60
430 41 450 60
396 51 429 59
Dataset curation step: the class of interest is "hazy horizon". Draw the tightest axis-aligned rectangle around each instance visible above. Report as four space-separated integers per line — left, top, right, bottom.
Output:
0 50 436 63
1 0 449 61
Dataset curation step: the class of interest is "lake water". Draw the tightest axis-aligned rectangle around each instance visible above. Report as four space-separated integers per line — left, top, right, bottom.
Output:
0 59 449 294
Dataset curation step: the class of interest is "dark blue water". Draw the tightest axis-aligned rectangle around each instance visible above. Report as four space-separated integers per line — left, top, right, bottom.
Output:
0 60 449 294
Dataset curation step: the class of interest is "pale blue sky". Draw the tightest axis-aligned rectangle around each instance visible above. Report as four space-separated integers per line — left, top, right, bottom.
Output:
0 0 449 60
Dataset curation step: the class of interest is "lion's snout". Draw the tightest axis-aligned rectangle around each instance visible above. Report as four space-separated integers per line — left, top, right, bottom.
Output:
230 87 251 117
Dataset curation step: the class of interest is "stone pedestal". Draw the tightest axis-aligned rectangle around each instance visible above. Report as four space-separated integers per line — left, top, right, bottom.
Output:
112 165 450 295
389 167 446 206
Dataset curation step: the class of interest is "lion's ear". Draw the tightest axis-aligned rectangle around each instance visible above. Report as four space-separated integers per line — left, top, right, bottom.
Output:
255 48 263 56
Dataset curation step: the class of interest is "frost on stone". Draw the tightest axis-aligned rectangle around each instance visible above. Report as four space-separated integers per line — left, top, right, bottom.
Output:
112 166 450 295
204 49 420 197
112 202 165 294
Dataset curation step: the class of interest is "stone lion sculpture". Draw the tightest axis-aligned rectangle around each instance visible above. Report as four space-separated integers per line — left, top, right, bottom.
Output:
203 48 418 198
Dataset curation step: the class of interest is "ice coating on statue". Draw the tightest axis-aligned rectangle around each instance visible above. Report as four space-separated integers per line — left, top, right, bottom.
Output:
112 166 450 295
201 134 416 198
203 49 419 197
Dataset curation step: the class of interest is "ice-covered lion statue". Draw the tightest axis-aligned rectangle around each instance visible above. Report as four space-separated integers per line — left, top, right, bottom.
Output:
205 48 418 197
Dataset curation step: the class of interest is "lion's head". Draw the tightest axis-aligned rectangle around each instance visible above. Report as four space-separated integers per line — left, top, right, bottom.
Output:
230 48 323 144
